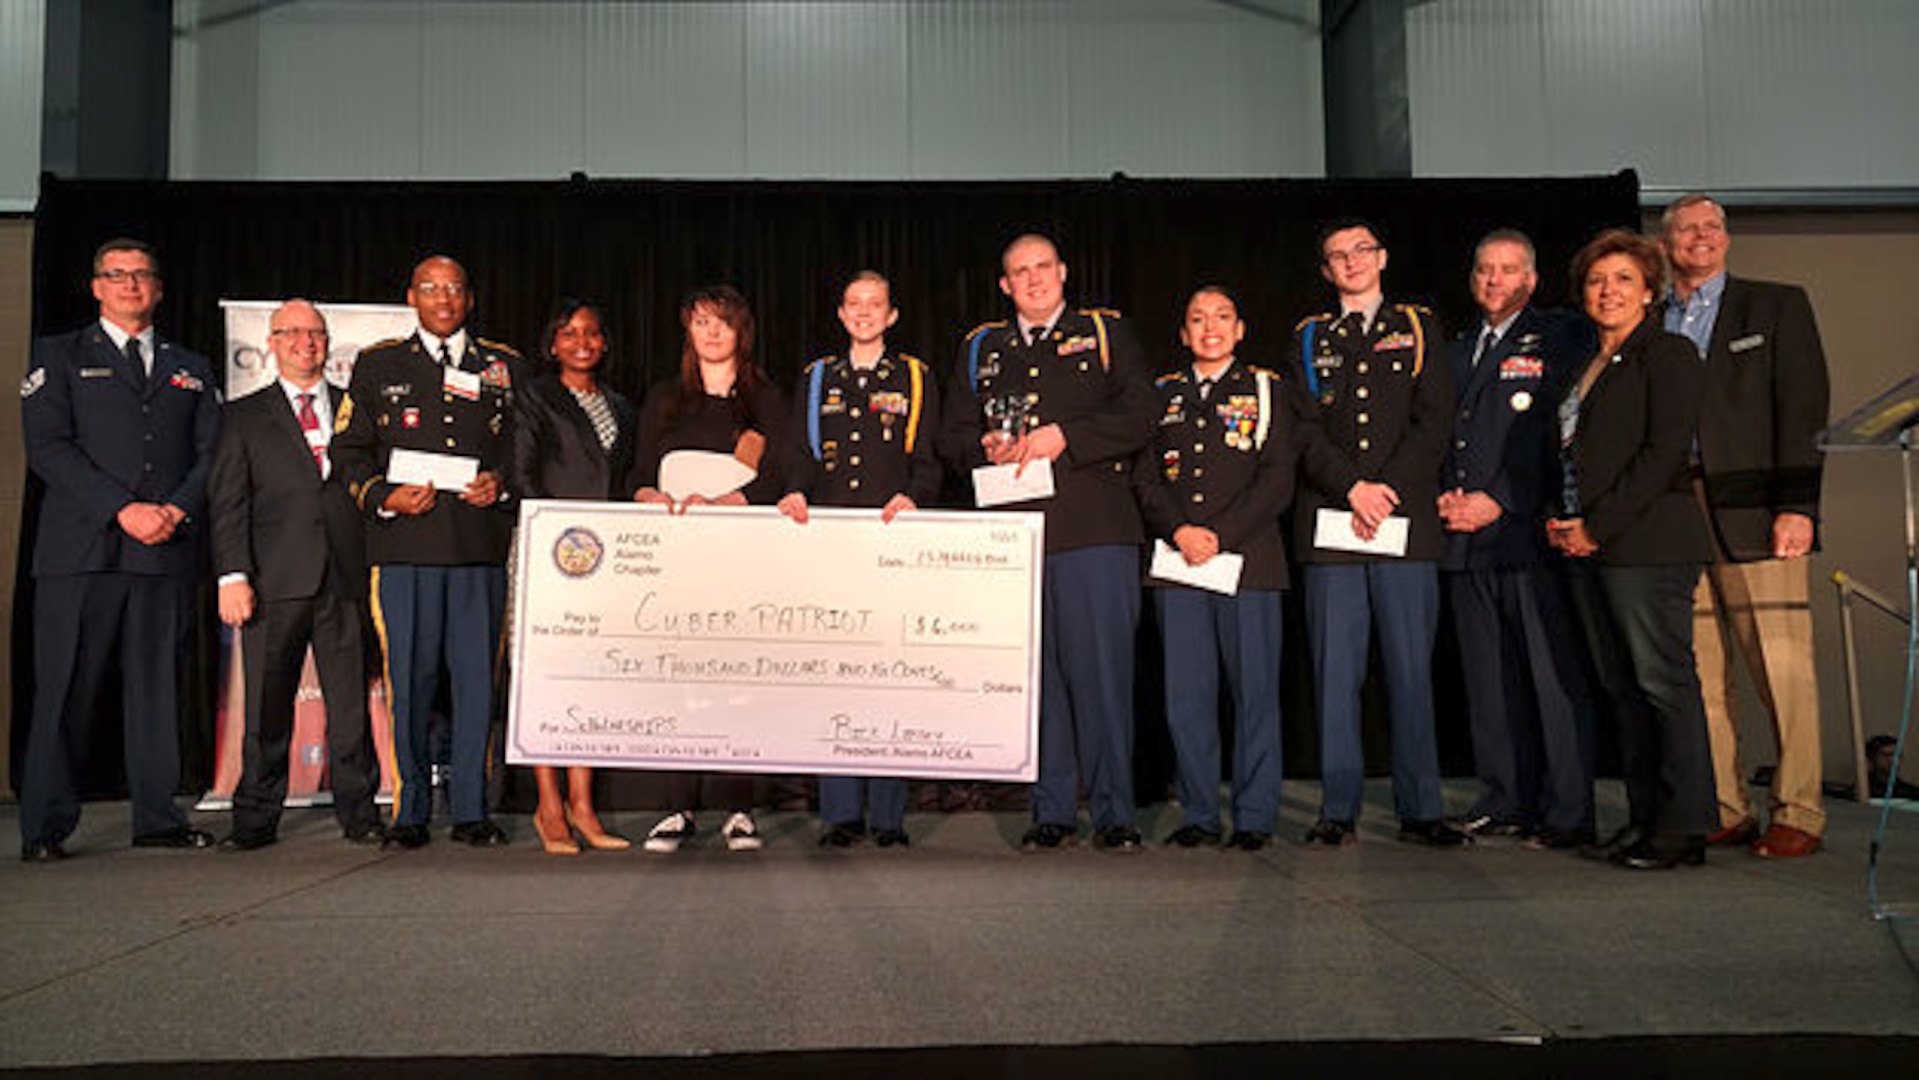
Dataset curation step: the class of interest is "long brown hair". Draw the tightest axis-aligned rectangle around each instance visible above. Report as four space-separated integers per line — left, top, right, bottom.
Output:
671 284 769 433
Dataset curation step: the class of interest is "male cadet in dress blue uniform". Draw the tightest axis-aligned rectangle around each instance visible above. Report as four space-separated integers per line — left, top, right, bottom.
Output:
18 238 221 860
943 233 1157 852
331 255 521 849
1439 229 1596 849
778 270 943 849
1138 286 1300 852
1292 220 1467 848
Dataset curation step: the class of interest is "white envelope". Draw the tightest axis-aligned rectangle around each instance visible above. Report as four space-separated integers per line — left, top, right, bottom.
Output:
1149 539 1244 595
387 447 479 490
1313 508 1409 557
658 449 757 502
971 459 1056 508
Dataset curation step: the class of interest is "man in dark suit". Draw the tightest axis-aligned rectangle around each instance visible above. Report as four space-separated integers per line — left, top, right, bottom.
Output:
1661 193 1831 859
1291 220 1466 849
1438 229 1595 848
943 233 1157 853
331 255 521 849
209 300 384 850
18 238 221 860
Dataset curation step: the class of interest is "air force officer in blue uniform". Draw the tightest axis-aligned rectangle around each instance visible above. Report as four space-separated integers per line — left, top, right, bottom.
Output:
19 238 221 860
1439 230 1595 847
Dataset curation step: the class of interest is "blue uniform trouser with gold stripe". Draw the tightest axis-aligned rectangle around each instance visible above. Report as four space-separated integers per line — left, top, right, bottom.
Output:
819 776 908 831
1304 561 1444 824
1155 587 1283 835
372 564 504 827
1033 544 1140 831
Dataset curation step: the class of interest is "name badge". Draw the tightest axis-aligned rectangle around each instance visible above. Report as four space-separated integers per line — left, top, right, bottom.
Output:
443 367 482 400
1729 333 1765 353
80 367 115 379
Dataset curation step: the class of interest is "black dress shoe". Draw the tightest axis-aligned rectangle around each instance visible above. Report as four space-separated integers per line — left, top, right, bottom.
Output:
1304 819 1357 847
449 819 508 847
1398 819 1471 847
385 824 431 850
1580 825 1647 862
132 826 215 850
1226 831 1272 852
1524 826 1596 851
818 823 866 849
1165 824 1223 848
1019 823 1079 852
21 839 69 863
872 828 911 848
1093 825 1143 853
1612 836 1706 871
218 829 277 852
1457 814 1529 839
343 822 388 846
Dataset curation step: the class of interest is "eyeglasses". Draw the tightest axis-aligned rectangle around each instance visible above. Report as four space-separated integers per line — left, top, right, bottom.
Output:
1324 244 1381 267
270 327 329 340
95 269 160 285
413 281 467 298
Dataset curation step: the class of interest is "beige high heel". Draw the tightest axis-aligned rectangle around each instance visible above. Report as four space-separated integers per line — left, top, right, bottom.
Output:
566 806 631 851
533 812 580 856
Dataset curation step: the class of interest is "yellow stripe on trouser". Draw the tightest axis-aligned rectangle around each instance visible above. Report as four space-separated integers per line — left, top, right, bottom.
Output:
367 565 402 823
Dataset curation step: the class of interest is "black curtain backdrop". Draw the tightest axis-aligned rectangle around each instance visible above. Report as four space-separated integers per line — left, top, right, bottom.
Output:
13 170 1638 806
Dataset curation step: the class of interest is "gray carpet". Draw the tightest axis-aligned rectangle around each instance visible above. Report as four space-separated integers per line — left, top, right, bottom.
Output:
3 780 1917 1071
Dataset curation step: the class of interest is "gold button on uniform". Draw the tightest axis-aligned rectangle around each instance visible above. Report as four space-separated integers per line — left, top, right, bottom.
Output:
1358 438 1371 451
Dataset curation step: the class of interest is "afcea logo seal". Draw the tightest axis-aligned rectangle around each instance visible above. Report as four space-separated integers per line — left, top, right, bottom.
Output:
552 527 605 578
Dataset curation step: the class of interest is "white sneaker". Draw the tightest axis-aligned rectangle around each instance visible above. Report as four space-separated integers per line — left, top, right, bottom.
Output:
644 811 695 854
721 811 762 852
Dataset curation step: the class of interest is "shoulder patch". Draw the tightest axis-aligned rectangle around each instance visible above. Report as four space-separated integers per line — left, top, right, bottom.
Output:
1248 364 1278 380
1394 303 1433 317
1293 313 1332 333
20 368 45 398
964 320 1007 341
1078 306 1123 319
897 352 923 368
334 393 354 434
805 355 834 374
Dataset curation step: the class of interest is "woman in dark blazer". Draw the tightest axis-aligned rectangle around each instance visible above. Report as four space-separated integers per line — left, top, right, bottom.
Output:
510 299 637 855
625 284 786 853
1547 228 1714 870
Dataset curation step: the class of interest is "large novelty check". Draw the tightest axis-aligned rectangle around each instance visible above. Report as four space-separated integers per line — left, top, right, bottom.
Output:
507 502 1043 781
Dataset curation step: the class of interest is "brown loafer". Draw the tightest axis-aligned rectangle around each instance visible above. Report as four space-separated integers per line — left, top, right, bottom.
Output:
1751 823 1822 859
1706 817 1759 847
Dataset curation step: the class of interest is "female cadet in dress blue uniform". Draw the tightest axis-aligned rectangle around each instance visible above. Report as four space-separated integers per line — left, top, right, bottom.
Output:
509 299 636 855
626 285 786 853
1138 287 1301 851
777 271 944 848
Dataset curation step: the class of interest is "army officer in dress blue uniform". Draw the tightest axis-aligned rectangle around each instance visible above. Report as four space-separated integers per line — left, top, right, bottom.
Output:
943 233 1157 853
19 238 221 860
331 255 522 850
1291 220 1467 849
1439 229 1596 848
778 271 943 849
1138 286 1302 853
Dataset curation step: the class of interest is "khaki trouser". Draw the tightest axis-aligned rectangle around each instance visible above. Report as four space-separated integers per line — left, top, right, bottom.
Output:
1692 557 1825 835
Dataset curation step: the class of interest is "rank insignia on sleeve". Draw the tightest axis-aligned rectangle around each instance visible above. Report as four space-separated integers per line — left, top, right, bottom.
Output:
20 368 44 397
334 395 354 433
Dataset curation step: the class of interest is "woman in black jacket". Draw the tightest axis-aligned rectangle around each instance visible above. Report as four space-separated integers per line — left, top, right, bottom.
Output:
510 298 637 854
625 284 786 853
1547 229 1714 870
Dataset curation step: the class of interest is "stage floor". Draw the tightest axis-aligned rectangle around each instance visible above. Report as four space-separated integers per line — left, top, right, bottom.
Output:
3 780 1917 1075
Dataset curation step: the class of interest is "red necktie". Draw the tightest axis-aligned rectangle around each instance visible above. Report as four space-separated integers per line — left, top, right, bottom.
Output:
298 392 325 474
